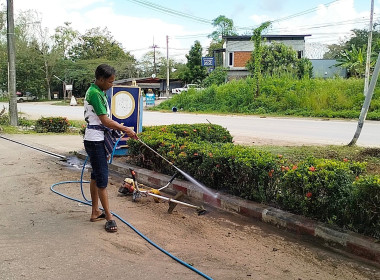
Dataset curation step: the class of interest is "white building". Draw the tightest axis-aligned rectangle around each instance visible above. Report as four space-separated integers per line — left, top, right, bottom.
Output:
221 35 311 79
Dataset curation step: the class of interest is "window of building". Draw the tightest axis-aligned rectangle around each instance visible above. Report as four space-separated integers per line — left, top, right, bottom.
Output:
298 50 303 59
229 52 233 66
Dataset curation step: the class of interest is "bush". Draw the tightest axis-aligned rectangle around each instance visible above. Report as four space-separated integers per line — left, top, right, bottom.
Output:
278 157 366 220
349 175 380 238
34 117 69 133
0 114 9 125
18 117 35 127
128 124 233 175
127 124 378 238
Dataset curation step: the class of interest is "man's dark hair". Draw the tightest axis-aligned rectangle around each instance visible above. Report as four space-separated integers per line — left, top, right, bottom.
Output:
95 64 115 79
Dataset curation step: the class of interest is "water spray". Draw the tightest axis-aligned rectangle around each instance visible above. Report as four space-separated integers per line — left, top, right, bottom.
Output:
137 139 218 199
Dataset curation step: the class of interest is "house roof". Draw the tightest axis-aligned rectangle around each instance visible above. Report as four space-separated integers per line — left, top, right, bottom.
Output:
223 34 311 41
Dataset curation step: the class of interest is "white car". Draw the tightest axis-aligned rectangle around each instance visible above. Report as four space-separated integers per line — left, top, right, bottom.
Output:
17 92 38 102
172 84 202 94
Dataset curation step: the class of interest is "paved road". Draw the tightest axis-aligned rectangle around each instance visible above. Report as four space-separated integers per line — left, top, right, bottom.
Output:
2 101 380 147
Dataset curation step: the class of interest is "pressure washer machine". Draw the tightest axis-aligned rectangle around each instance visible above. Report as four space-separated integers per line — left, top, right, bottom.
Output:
118 169 206 215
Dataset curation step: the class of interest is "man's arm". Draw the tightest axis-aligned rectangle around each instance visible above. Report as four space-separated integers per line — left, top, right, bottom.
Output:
98 114 138 139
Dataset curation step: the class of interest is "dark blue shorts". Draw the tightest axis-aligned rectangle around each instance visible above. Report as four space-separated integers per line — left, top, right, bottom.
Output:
84 140 108 188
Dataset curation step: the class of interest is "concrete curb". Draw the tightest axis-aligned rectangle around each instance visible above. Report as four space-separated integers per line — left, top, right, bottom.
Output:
76 151 380 265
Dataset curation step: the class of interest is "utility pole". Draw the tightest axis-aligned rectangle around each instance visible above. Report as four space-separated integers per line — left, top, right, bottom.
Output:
53 75 66 102
150 38 158 75
166 35 170 97
364 0 374 96
7 0 18 126
348 50 380 146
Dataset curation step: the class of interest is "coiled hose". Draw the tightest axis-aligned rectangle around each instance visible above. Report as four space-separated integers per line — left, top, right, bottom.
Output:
51 136 213 280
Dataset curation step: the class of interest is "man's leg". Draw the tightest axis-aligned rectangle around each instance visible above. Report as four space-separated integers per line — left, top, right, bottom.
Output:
98 187 117 231
90 179 103 220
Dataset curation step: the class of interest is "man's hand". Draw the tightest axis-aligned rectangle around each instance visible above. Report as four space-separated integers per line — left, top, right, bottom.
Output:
123 127 138 140
99 114 138 139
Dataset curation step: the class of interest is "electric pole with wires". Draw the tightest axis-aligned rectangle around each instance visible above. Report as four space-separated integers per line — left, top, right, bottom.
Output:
7 0 18 126
363 0 374 96
150 38 158 75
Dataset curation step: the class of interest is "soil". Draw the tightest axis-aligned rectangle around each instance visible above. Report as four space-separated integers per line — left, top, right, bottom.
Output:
0 134 379 280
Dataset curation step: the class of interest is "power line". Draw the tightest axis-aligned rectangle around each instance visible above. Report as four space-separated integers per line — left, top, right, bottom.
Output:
271 0 341 23
235 0 343 32
122 0 347 33
123 0 212 24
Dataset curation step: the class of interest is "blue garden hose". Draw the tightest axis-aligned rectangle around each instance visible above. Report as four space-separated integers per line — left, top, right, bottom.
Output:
50 135 213 280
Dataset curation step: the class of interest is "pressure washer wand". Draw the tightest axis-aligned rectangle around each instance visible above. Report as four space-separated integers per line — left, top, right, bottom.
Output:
137 139 173 166
137 139 218 198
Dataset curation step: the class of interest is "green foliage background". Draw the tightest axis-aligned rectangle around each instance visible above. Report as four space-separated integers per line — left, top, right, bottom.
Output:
156 76 380 120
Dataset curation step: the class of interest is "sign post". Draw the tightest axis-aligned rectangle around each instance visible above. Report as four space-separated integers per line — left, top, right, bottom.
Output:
106 86 142 155
202 57 215 68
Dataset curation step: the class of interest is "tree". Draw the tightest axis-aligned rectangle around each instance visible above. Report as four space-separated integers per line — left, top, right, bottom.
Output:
0 10 46 98
335 44 368 78
323 43 346 59
208 15 237 42
137 50 164 77
247 42 312 79
324 26 380 59
207 41 224 68
208 15 237 67
68 27 132 61
202 67 228 87
346 28 380 53
170 62 187 79
181 41 207 84
297 58 313 79
250 21 271 96
65 27 137 96
53 22 79 59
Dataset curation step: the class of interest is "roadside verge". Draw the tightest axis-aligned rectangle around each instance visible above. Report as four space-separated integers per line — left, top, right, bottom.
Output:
76 150 380 265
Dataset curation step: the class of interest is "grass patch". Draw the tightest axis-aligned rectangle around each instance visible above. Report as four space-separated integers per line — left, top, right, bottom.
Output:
254 145 380 175
155 76 380 120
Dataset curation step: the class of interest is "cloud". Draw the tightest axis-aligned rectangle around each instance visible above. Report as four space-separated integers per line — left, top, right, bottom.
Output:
13 0 194 61
249 0 369 45
258 0 287 12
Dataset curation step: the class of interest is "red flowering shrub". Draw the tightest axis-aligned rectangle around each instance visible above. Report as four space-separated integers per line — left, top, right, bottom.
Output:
127 125 377 238
35 117 69 133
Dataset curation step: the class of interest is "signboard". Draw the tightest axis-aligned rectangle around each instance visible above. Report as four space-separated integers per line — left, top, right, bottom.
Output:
65 84 73 91
106 86 142 152
202 57 215 67
145 93 155 106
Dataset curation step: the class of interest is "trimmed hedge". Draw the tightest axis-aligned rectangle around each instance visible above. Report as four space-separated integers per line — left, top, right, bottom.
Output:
127 124 379 238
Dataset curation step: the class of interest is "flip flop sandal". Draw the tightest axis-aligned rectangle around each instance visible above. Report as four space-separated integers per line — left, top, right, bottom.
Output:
105 220 117 233
90 211 106 222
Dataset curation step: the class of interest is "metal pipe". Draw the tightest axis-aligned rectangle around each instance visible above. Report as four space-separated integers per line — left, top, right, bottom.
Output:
140 190 200 209
0 135 66 159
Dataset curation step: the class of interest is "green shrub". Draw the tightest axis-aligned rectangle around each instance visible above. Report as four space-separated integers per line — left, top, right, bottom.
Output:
18 117 35 127
0 114 9 125
127 124 378 238
35 117 69 133
349 175 380 238
142 124 233 143
278 157 366 221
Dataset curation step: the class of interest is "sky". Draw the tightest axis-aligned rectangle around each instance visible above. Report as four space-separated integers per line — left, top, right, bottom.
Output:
2 0 377 61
